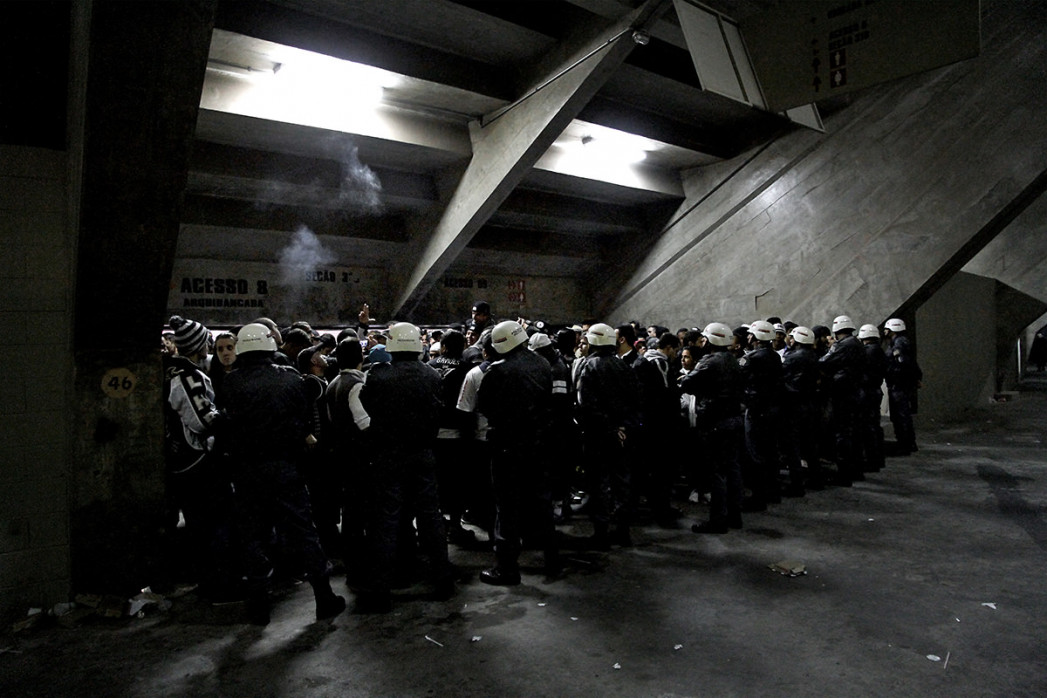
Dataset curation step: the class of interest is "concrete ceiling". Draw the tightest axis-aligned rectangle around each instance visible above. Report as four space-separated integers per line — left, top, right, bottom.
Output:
188 0 794 318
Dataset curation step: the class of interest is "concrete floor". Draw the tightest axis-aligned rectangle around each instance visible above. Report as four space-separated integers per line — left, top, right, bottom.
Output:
3 380 1046 697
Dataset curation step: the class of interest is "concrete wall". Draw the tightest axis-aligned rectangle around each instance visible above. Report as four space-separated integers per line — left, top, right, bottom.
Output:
173 226 593 327
0 146 74 619
963 192 1047 306
607 0 1047 333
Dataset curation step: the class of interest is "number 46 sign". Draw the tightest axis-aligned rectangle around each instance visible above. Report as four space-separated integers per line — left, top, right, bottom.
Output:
102 368 137 399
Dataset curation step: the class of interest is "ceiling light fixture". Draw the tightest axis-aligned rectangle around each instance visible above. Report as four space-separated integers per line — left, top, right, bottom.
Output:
206 59 279 80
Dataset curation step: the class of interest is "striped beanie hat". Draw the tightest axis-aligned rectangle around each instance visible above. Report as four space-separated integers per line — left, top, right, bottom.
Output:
169 315 210 357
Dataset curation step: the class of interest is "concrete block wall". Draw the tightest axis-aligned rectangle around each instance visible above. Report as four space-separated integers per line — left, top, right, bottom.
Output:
0 146 74 619
608 0 1046 335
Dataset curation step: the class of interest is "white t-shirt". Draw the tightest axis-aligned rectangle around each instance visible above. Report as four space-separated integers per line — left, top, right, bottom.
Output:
456 364 490 442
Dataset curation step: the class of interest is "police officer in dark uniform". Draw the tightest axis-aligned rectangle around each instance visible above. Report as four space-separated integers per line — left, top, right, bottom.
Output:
884 318 922 455
858 324 888 472
219 323 345 625
477 321 556 585
357 322 454 611
738 320 784 511
576 323 642 549
780 326 822 494
683 322 744 533
819 315 866 486
529 331 578 524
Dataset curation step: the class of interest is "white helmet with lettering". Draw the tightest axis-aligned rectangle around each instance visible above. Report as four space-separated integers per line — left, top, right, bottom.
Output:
387 322 423 353
702 322 733 347
789 326 815 345
236 323 278 354
858 324 880 340
885 318 906 333
586 323 616 347
832 315 856 334
491 320 527 354
748 320 775 342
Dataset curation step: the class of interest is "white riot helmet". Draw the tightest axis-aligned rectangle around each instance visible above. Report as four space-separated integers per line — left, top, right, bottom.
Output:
790 326 815 345
387 322 423 353
832 315 856 334
491 320 527 354
236 323 278 354
885 318 906 333
528 332 552 351
702 322 733 347
586 322 616 347
749 320 775 342
858 324 880 340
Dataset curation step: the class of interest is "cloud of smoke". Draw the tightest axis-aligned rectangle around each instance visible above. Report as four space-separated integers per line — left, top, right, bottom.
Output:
278 225 336 286
250 138 384 217
335 141 383 214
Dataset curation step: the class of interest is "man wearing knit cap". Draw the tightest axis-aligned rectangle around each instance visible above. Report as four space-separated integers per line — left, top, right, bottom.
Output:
162 316 238 601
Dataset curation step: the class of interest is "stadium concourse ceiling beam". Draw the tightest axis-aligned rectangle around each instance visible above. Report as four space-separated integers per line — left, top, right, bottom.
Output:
392 0 672 319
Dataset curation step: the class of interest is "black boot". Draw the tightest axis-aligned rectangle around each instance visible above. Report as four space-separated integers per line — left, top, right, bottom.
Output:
310 578 346 621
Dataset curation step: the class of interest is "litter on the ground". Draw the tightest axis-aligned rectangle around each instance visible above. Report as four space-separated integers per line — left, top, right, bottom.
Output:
769 560 807 577
538 602 547 607
424 635 444 647
570 617 579 621
613 663 622 670
674 644 683 651
982 602 997 610
927 654 941 662
471 636 482 643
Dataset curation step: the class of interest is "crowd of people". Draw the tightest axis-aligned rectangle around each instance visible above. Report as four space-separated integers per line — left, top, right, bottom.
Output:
160 300 922 623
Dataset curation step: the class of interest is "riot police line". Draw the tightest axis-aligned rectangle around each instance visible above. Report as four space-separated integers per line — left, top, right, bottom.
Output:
161 309 921 623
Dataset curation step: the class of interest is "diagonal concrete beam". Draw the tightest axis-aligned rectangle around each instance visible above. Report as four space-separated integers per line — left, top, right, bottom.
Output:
392 0 671 318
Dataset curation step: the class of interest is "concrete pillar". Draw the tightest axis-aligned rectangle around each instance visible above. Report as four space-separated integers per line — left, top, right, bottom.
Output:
393 0 671 318
0 147 75 619
71 0 215 594
914 273 1047 424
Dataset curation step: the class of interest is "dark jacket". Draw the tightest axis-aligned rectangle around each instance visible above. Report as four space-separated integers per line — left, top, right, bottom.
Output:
737 345 783 413
863 342 889 404
428 355 472 433
885 335 922 390
782 344 820 404
680 350 743 424
323 368 369 455
360 356 443 454
819 334 865 393
219 352 310 461
576 347 642 435
477 345 553 446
